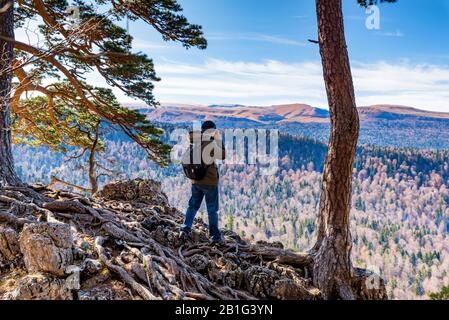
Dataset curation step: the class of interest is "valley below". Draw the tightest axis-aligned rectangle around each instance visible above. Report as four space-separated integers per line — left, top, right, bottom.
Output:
12 103 449 300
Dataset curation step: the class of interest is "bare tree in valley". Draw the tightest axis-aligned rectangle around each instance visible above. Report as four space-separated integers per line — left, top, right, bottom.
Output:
49 118 125 194
310 0 396 299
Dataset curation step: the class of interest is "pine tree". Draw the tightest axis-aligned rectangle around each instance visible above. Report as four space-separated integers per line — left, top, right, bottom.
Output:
0 0 207 186
310 0 396 299
226 210 234 231
429 286 449 300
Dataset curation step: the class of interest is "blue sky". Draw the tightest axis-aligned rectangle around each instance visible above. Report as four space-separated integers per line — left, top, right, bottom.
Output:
174 0 449 64
17 0 449 111
125 0 449 112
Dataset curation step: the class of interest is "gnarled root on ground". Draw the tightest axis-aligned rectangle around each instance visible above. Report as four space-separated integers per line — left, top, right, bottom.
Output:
0 179 385 300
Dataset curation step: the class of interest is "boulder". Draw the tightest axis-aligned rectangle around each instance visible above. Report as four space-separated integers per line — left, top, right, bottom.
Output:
353 268 388 300
94 179 168 205
19 222 73 276
2 273 73 300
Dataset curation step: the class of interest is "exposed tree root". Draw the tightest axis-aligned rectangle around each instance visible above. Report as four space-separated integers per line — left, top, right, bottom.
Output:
94 237 159 300
0 179 386 300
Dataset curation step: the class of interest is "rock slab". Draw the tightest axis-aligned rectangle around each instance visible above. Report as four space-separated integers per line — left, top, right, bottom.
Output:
19 222 73 276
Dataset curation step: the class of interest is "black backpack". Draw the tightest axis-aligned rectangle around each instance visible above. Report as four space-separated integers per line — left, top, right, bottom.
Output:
182 143 209 181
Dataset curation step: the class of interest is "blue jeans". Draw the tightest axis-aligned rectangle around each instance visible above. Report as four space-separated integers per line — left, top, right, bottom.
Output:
181 184 222 241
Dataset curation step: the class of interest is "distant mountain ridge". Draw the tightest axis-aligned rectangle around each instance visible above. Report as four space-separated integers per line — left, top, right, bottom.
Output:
141 103 329 124
358 105 449 122
122 103 449 125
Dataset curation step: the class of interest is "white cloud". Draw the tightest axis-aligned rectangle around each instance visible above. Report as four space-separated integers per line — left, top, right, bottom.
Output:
137 58 449 112
132 39 168 51
148 59 326 107
208 32 307 47
13 23 448 112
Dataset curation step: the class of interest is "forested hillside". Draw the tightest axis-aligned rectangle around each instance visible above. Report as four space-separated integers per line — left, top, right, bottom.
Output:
14 133 449 300
281 119 449 150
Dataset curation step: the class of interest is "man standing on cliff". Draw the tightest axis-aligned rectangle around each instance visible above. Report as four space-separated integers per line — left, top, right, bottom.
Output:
180 121 226 244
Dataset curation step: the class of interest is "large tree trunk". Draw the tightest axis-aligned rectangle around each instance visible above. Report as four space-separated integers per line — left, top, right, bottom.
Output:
311 0 360 300
0 0 20 186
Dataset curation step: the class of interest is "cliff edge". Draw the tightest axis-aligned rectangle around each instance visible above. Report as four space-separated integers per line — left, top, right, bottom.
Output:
0 179 385 300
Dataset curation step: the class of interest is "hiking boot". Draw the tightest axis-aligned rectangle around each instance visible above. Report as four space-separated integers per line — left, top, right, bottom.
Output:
210 237 225 246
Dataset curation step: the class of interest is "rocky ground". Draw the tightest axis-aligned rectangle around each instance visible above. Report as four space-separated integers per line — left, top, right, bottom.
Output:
0 179 328 300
